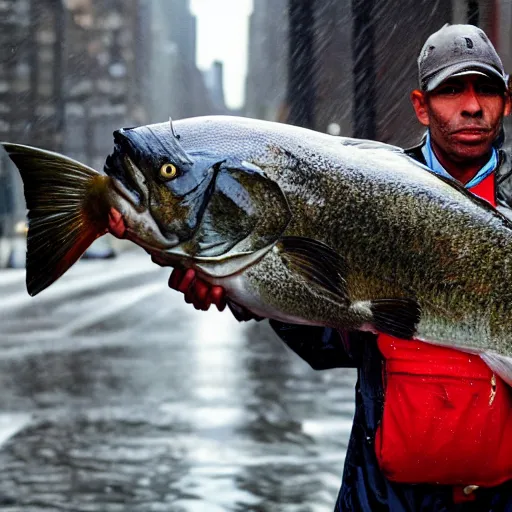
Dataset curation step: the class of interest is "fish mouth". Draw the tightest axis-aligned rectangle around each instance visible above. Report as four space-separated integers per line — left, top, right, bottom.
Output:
108 175 180 251
110 166 143 211
105 149 145 207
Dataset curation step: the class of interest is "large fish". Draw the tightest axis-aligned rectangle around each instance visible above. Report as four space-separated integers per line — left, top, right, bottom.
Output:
4 116 512 383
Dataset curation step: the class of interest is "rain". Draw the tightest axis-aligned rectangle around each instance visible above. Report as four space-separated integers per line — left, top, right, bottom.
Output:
0 1 510 510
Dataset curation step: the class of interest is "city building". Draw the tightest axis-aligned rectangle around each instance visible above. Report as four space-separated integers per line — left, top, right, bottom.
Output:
0 0 226 266
245 0 511 148
244 0 288 122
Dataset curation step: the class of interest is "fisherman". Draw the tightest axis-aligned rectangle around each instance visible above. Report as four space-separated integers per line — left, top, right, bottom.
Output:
169 24 512 511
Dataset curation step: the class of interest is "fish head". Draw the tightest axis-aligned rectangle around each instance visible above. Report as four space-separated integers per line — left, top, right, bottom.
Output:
104 119 292 276
104 122 219 251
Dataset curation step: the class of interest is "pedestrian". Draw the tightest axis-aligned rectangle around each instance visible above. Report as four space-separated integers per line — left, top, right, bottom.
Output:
169 24 512 511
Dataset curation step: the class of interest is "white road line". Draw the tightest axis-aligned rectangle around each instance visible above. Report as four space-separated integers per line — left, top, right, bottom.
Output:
0 261 163 314
61 280 167 335
0 413 32 447
0 269 25 287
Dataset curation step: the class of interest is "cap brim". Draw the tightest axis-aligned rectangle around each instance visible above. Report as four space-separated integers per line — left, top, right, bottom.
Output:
450 70 488 79
424 62 507 91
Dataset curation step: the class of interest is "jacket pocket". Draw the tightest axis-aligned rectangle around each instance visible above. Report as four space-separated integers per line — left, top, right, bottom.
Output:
375 367 512 487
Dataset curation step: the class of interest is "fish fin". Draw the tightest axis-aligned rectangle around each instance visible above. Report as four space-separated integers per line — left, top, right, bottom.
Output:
369 299 421 339
226 300 264 322
2 143 110 296
479 352 512 387
277 236 347 301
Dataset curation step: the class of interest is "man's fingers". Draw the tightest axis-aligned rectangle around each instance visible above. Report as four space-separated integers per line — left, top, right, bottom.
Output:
217 295 227 312
201 292 212 311
192 279 212 311
184 285 196 305
194 280 209 303
168 268 184 290
168 268 227 313
177 269 196 293
210 286 226 311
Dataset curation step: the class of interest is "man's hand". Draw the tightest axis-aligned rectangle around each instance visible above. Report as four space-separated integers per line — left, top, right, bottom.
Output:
168 268 227 311
168 267 264 322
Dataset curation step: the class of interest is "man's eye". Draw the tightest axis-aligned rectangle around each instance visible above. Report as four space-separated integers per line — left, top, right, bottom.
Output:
476 84 501 95
436 86 460 95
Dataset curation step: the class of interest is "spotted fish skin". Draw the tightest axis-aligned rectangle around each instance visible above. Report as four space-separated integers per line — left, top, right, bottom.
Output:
170 116 512 360
5 115 512 384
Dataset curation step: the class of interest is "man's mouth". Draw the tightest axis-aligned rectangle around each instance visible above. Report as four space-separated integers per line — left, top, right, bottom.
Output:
454 125 489 133
452 127 490 143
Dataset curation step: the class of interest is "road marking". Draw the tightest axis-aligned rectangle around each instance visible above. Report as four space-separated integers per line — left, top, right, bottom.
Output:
0 413 32 447
62 281 166 335
0 257 163 313
0 269 25 287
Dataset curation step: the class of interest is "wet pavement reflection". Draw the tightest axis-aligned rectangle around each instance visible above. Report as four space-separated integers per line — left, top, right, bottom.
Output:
0 251 356 511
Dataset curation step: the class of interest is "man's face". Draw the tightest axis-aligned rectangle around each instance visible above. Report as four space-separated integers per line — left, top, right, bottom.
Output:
411 75 510 162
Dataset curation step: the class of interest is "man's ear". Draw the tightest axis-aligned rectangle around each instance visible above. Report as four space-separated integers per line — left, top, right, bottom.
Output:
504 92 511 117
411 90 430 126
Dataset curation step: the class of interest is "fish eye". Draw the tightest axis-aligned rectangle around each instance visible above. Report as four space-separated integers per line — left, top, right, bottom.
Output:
160 163 178 180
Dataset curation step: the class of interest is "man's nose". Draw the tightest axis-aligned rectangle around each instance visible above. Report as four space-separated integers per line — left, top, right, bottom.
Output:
461 87 483 117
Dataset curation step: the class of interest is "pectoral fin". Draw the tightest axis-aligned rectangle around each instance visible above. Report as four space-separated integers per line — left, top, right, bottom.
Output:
275 236 421 337
276 236 347 302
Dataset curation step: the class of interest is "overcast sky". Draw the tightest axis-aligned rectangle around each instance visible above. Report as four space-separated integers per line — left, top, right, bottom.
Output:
190 0 254 110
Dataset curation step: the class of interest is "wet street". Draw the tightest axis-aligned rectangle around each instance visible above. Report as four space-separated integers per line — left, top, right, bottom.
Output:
0 250 356 512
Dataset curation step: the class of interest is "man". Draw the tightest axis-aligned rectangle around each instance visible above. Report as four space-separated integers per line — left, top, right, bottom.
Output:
169 24 512 511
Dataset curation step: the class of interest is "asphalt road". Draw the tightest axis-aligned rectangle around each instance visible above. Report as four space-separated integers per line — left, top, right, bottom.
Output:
0 250 356 511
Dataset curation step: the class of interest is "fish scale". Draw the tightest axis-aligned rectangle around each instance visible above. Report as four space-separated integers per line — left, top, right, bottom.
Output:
4 115 512 384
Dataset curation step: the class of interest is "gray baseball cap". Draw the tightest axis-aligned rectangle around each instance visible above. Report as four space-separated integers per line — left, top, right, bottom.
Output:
418 24 508 92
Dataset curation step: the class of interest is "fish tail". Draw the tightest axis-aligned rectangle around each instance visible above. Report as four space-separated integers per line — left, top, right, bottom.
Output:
2 143 111 296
